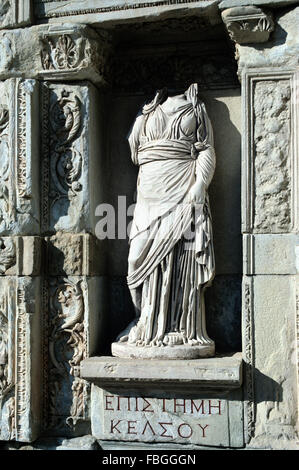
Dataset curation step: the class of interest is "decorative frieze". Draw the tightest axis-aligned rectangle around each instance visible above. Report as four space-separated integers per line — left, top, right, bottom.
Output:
222 6 274 44
34 0 220 20
0 79 40 235
110 49 239 93
242 70 298 234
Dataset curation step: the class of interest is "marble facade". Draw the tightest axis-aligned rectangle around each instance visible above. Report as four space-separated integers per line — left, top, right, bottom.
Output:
0 0 298 450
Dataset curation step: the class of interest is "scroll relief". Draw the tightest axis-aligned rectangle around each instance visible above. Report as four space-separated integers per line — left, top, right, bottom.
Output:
46 278 89 428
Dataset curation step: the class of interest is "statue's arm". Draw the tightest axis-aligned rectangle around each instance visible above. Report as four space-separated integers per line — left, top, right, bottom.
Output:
188 105 216 204
128 112 144 165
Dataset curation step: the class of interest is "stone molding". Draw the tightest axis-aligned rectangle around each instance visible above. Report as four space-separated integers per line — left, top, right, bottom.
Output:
221 6 274 44
81 354 243 391
0 0 32 29
34 0 219 20
242 277 255 443
241 69 298 234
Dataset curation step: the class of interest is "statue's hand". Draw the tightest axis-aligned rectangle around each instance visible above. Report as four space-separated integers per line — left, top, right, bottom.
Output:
187 178 206 205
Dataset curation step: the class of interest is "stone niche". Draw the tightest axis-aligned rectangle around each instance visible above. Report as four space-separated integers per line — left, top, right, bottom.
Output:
84 13 244 450
0 0 298 452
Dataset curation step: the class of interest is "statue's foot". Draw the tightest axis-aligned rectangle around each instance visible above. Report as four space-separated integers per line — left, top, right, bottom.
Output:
115 318 139 342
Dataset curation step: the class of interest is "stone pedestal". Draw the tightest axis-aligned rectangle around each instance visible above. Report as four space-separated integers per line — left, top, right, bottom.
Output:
81 353 244 448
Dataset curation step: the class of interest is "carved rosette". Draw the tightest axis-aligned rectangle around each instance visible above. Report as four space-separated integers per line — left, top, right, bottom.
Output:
44 278 89 429
222 6 274 44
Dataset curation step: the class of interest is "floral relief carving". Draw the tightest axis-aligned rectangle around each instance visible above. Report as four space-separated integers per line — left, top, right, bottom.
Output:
40 32 107 78
46 278 88 428
49 89 83 196
41 34 82 71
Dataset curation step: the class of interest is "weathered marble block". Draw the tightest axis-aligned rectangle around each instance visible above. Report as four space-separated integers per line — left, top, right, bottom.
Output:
0 236 41 276
46 233 104 276
0 0 31 29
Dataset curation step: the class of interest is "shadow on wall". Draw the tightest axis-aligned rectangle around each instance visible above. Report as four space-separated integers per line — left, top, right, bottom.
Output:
103 91 242 355
246 363 283 406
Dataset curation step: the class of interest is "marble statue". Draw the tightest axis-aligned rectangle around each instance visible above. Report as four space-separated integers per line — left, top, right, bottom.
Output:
112 83 216 359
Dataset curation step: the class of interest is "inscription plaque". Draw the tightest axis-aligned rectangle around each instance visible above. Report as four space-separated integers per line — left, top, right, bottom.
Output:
91 386 244 448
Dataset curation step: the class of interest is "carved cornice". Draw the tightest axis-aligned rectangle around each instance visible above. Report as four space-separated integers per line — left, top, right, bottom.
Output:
221 6 274 44
34 0 217 19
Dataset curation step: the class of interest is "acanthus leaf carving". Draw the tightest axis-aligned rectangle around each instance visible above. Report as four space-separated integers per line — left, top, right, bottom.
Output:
40 30 110 83
41 34 82 71
222 6 274 44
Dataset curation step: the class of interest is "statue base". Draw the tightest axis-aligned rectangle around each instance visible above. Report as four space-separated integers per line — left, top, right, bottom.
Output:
111 341 215 360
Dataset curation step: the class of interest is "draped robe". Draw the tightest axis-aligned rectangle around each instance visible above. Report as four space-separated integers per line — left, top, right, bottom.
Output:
125 84 216 347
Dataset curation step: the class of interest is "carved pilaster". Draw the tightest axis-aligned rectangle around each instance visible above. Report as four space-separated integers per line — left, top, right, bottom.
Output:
42 275 106 434
242 69 298 235
0 79 40 235
222 6 274 44
0 276 42 442
40 81 101 234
